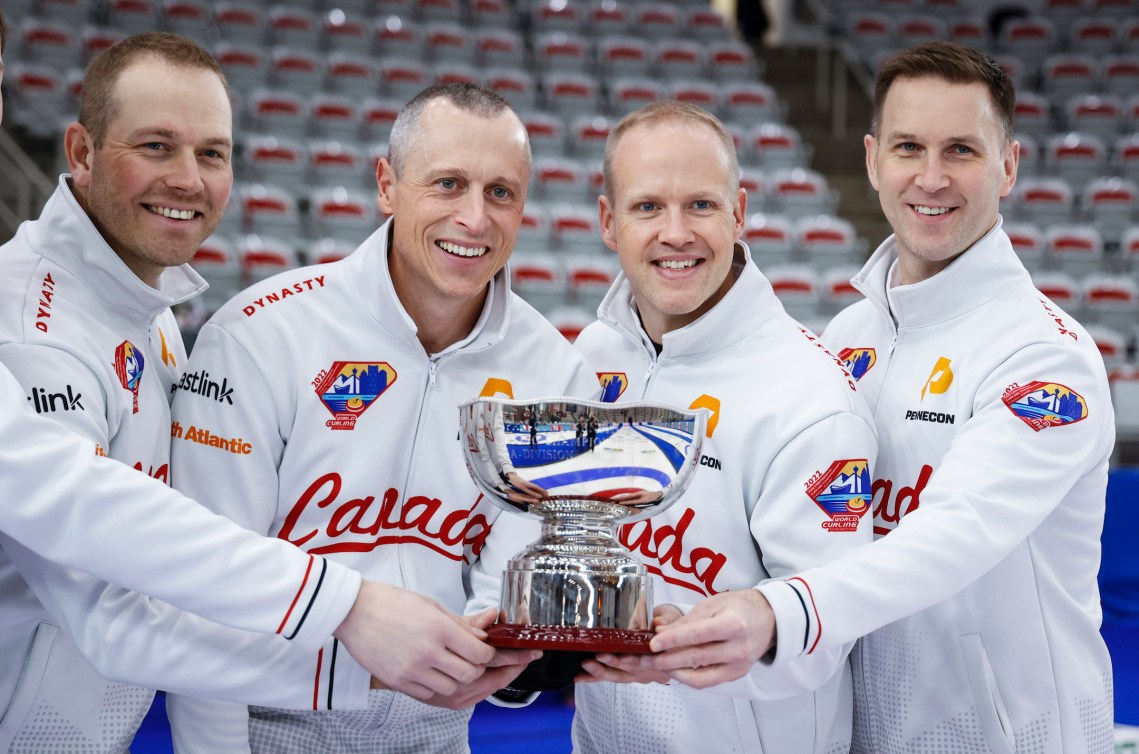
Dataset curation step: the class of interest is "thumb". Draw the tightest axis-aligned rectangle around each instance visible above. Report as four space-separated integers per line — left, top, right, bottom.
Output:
462 606 500 634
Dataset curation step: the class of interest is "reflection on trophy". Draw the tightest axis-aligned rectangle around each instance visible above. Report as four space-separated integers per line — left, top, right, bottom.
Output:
460 397 706 655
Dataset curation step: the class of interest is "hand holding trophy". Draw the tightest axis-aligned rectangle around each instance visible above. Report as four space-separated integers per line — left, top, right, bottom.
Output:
460 397 706 676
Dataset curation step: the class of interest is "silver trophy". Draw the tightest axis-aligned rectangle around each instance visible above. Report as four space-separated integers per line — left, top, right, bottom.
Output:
460 397 705 654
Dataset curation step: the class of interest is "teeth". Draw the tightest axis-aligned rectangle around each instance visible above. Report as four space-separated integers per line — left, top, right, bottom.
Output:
438 240 488 257
914 205 950 216
148 205 196 220
657 259 698 270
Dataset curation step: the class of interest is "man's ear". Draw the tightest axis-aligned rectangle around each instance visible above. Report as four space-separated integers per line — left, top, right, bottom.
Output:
65 122 96 190
376 157 397 216
599 194 618 252
864 134 880 192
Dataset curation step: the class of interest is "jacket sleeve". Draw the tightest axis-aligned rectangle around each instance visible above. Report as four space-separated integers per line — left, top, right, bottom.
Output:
1 532 369 709
759 340 1112 662
697 410 877 700
0 349 360 646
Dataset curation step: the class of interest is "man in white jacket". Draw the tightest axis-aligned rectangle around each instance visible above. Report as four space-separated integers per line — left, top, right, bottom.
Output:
570 101 878 752
166 83 600 752
0 33 508 752
647 42 1114 754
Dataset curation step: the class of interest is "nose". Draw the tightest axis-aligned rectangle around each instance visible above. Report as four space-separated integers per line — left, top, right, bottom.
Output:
658 207 695 247
455 190 490 236
914 153 950 193
165 149 205 194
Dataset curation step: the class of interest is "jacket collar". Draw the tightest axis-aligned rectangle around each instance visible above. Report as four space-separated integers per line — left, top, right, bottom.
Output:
852 215 1030 329
344 217 510 356
27 176 207 323
596 241 783 358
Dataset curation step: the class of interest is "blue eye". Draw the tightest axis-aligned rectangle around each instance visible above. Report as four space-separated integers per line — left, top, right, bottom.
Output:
439 178 457 189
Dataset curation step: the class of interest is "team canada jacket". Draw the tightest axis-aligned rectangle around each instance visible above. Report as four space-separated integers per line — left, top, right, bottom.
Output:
166 218 600 751
571 243 878 754
759 219 1114 754
0 179 361 753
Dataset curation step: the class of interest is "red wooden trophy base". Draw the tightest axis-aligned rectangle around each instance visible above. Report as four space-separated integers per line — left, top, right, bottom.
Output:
486 623 655 654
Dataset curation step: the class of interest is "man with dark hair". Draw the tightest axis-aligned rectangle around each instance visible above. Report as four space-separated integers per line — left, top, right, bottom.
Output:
0 35 510 752
166 82 598 751
571 100 877 753
648 41 1114 754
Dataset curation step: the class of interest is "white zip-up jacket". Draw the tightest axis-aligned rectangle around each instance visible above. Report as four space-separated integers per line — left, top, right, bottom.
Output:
0 363 357 639
759 219 1114 754
571 243 877 754
167 218 600 752
0 178 362 753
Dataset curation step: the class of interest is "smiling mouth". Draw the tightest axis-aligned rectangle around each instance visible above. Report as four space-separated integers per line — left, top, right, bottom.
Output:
912 205 952 216
438 240 489 258
146 204 198 221
655 259 699 270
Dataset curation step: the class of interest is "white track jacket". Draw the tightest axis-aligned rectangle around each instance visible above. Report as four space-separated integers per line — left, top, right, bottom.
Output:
0 179 362 753
571 243 878 754
167 218 599 752
759 220 1114 754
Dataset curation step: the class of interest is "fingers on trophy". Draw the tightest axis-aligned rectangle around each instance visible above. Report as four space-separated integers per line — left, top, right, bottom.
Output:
460 397 706 660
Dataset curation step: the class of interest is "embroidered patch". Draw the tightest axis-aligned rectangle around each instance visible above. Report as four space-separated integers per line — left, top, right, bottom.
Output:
805 459 872 532
313 362 397 430
597 372 628 402
1002 381 1088 432
114 340 145 414
837 348 876 381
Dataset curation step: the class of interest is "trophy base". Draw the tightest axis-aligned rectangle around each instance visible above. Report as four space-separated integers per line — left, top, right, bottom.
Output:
486 623 654 654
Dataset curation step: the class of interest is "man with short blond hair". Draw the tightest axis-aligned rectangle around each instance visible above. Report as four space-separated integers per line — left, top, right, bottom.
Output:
572 100 877 753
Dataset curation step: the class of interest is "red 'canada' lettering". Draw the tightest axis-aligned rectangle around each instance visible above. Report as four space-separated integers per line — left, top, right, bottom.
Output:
278 472 491 560
132 461 169 485
870 464 934 535
35 272 55 333
620 508 726 596
242 276 326 317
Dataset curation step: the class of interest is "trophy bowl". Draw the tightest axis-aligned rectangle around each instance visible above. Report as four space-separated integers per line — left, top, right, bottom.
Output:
460 397 706 655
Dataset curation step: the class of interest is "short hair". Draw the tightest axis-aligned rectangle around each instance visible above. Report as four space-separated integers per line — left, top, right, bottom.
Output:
79 32 229 147
602 100 740 199
0 7 7 54
387 82 529 175
871 41 1015 142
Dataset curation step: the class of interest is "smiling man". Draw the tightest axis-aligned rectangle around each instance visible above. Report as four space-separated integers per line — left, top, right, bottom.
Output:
570 101 877 753
649 42 1114 754
0 32 234 752
165 83 598 752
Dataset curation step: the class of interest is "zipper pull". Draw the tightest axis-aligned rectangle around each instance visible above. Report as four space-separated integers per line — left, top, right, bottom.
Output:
428 360 437 387
889 333 898 356
643 360 655 383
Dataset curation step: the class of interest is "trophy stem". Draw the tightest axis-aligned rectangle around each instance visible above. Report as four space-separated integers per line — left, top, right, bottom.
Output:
490 498 654 652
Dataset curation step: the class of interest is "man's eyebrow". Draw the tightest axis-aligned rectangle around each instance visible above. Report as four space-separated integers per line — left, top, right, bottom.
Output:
125 128 233 149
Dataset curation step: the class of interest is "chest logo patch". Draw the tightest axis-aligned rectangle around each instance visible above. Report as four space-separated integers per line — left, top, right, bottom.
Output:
114 340 145 414
597 372 628 402
805 459 872 532
922 357 954 399
837 347 876 381
313 361 397 431
1002 381 1087 432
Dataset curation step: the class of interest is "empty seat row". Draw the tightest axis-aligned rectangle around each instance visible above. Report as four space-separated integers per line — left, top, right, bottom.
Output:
1007 221 1139 274
1016 91 1139 142
1001 178 1139 241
